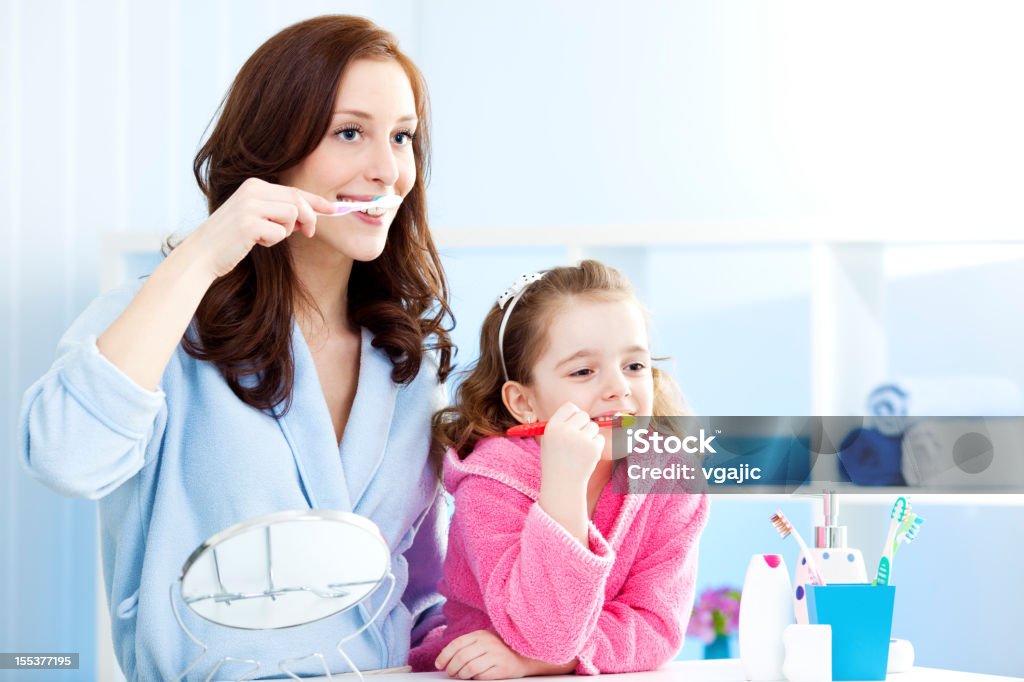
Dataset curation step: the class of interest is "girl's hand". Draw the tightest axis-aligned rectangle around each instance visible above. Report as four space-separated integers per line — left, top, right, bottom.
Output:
186 177 336 279
539 401 604 485
435 631 575 679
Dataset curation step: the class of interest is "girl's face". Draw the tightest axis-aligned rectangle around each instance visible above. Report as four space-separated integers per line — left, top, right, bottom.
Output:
279 57 418 262
520 296 655 454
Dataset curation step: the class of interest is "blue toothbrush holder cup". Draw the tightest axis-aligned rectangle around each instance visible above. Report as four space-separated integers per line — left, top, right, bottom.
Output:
806 584 895 681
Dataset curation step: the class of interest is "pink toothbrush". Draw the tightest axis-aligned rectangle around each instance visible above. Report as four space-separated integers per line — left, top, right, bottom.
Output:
317 194 403 217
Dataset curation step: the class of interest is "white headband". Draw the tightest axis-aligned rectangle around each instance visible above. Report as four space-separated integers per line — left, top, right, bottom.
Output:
497 272 545 382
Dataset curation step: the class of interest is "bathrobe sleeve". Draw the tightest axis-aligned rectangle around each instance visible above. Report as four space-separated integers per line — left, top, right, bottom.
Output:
18 282 168 499
403 483 449 646
574 492 709 674
453 475 617 665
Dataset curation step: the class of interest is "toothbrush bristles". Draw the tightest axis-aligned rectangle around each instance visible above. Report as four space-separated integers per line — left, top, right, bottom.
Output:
769 511 792 538
891 497 911 521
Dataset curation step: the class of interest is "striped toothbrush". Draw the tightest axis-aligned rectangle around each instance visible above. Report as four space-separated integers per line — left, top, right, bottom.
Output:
770 510 826 586
881 511 924 585
874 497 910 586
894 512 924 555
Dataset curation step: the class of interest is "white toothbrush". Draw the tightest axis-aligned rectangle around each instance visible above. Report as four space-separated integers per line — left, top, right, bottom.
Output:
770 509 826 586
317 194 403 217
894 513 924 554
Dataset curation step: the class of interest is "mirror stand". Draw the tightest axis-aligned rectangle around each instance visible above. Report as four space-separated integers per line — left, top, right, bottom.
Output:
168 510 396 682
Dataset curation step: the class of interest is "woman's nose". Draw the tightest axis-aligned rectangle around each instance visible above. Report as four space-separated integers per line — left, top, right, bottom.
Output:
365 138 400 186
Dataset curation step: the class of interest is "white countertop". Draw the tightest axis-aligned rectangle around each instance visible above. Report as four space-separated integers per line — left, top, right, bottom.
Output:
305 659 1020 682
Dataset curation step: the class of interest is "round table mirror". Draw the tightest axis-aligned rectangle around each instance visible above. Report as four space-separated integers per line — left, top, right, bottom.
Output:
178 509 391 630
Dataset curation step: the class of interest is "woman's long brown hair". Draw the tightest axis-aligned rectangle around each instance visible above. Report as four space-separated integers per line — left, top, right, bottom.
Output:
178 15 453 416
435 260 687 459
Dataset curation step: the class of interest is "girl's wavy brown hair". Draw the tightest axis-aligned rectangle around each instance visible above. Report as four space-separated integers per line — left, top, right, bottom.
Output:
435 260 687 458
175 15 453 414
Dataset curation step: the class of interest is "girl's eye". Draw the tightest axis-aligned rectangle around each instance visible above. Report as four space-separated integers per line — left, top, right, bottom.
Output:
393 130 415 145
334 126 362 141
627 362 648 371
570 368 594 377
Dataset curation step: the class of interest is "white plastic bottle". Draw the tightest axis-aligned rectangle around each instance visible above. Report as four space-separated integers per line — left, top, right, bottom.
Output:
739 553 793 681
794 492 868 624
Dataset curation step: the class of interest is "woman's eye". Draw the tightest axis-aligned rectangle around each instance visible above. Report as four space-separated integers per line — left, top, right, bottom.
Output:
393 131 415 145
335 127 362 141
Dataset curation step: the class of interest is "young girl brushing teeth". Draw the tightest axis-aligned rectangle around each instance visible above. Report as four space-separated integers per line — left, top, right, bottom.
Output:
411 260 709 678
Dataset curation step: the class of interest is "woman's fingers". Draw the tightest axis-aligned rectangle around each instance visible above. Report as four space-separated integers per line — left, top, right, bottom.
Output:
294 187 336 214
249 197 319 240
246 181 333 238
291 188 333 237
190 178 335 278
250 219 290 247
251 200 300 230
265 183 335 212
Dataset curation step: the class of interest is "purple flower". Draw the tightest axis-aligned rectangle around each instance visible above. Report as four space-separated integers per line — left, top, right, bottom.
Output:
687 585 742 644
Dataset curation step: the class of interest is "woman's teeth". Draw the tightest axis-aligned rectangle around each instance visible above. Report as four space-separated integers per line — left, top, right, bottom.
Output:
337 198 387 218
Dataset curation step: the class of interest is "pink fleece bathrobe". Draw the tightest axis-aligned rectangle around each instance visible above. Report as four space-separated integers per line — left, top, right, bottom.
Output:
409 436 709 675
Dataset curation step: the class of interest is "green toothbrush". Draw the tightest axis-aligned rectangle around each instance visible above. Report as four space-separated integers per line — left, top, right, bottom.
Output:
894 512 925 556
874 497 909 586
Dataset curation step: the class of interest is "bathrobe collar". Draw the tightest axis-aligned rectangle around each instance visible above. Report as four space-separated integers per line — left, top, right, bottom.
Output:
275 324 398 511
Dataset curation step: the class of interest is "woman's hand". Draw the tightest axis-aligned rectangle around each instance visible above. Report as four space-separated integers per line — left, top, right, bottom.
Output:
187 177 336 279
96 178 334 389
435 631 576 680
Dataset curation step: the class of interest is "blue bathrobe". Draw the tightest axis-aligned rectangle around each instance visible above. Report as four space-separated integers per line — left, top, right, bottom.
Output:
19 279 448 681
